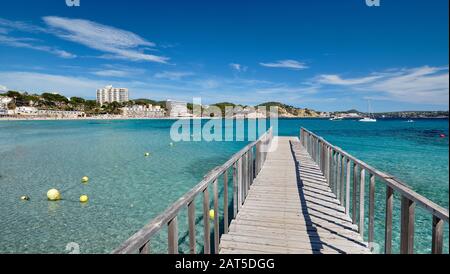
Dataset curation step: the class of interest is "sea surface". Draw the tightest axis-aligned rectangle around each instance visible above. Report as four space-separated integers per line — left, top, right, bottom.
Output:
0 118 448 253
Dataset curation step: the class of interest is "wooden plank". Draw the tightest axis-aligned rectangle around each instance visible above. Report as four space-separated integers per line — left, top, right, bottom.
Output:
224 170 229 234
203 187 210 254
167 216 178 254
400 196 415 254
213 179 219 254
385 186 393 254
188 201 196 254
368 173 375 250
219 138 370 255
432 216 443 254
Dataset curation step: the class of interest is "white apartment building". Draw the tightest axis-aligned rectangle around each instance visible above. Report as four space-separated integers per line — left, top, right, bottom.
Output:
96 85 129 105
166 100 189 117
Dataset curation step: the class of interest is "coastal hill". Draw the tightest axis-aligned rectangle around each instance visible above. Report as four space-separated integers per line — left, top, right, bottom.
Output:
257 102 320 117
332 109 449 119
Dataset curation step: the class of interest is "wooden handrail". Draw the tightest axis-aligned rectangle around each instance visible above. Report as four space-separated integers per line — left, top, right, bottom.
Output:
300 127 449 254
113 127 273 254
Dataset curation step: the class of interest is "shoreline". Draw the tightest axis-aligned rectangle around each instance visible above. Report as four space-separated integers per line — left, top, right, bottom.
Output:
0 116 447 122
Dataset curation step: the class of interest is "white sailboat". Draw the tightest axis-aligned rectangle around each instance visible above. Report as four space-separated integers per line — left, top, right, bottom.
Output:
359 100 377 122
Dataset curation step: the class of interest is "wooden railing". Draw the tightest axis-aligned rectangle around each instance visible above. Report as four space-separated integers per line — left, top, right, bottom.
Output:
300 127 449 254
113 128 273 254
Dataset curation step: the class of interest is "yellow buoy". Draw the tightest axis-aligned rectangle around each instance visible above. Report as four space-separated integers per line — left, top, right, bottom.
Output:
81 176 89 183
144 152 150 157
209 209 215 220
47 189 61 201
20 195 30 201
79 195 89 203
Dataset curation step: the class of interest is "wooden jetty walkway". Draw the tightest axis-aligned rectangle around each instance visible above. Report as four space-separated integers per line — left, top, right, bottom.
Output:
113 127 448 254
219 137 370 254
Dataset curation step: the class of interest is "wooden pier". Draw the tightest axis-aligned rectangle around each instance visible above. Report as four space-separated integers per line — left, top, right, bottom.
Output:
113 128 448 254
219 137 370 254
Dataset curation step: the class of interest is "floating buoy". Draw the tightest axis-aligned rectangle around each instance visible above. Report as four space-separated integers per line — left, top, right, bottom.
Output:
20 195 30 201
440 134 446 138
47 189 61 201
209 209 215 220
169 142 174 146
79 195 89 203
144 152 150 157
81 176 89 183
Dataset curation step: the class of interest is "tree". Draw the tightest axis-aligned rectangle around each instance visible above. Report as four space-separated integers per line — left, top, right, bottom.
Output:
41 92 69 103
70 97 86 105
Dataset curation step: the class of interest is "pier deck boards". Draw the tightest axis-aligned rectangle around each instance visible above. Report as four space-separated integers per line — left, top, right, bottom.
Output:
219 136 371 254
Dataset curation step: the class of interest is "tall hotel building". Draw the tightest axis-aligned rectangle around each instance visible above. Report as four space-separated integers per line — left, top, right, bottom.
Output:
96 85 129 105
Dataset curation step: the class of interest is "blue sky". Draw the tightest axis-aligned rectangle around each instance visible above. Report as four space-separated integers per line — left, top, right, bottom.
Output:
0 0 448 112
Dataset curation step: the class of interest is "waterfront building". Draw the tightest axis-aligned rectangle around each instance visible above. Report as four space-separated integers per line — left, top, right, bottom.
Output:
120 104 165 118
0 96 12 110
166 100 190 117
36 110 86 118
96 85 129 105
16 106 38 115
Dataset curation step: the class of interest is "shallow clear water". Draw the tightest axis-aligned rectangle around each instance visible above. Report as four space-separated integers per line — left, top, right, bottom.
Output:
0 118 448 253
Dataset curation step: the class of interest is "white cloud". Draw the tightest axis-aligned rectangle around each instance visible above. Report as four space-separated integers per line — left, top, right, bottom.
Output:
317 74 381 85
229 63 247 72
370 66 449 104
42 16 168 63
154 71 194 80
91 70 131 77
0 71 107 98
259 59 308 70
316 66 449 105
0 35 76 58
0 17 48 34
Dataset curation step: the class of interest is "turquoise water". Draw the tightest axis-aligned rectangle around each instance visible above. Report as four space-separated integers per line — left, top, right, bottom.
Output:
0 118 448 253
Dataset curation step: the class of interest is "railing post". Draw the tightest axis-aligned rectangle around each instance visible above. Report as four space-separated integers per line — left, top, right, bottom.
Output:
385 186 393 254
432 216 444 254
168 216 178 254
352 163 358 224
223 171 229 234
188 200 196 254
368 174 375 250
237 158 242 210
203 187 211 254
327 146 331 185
328 147 333 187
359 168 365 238
213 179 219 254
333 151 338 195
336 153 341 200
233 162 238 217
400 196 415 254
345 158 351 215
340 155 345 206
139 242 150 254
